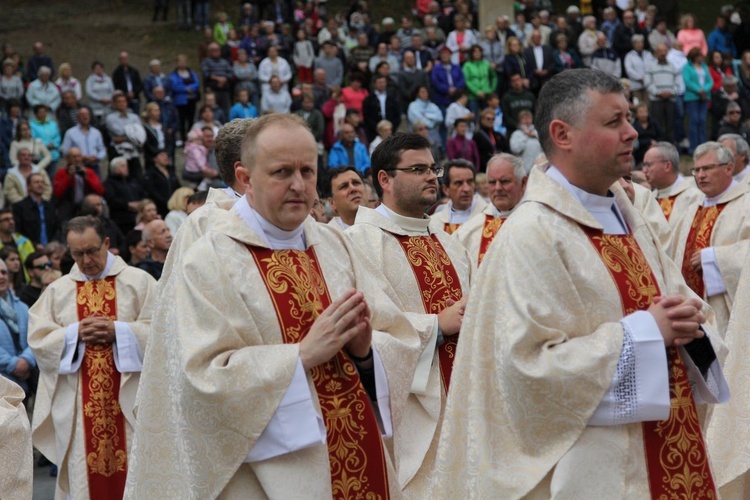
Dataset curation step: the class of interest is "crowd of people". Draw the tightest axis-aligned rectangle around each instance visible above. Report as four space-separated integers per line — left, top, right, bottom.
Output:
3 0 750 498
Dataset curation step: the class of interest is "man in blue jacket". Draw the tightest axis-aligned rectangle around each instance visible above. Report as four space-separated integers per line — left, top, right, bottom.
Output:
328 123 371 174
707 16 737 58
430 47 466 112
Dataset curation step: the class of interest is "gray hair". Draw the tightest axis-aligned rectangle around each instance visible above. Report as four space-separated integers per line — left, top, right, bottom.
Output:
725 101 742 114
718 133 750 157
487 153 526 181
110 156 128 171
723 75 738 87
535 69 624 155
694 141 734 165
37 66 51 76
631 34 644 44
650 141 680 173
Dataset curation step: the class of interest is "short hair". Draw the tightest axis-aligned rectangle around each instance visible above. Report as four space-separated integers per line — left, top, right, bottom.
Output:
724 75 739 87
370 132 431 197
65 215 106 243
15 147 30 159
487 153 526 181
694 141 734 165
442 158 476 186
126 229 143 249
110 156 128 171
37 66 51 76
58 62 72 73
327 166 362 197
240 114 311 171
26 172 45 184
686 47 703 62
91 60 104 70
454 118 468 128
199 104 213 115
649 141 680 172
216 118 254 185
535 69 624 154
376 120 392 135
167 187 195 212
718 133 750 158
725 101 742 114
24 250 49 270
187 190 209 206
631 34 644 44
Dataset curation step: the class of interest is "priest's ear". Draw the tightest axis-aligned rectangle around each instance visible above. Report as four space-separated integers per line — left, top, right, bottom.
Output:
548 119 573 152
376 169 392 195
234 160 251 193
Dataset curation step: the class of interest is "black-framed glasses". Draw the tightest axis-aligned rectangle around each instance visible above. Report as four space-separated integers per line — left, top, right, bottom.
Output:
70 243 105 260
387 165 444 177
692 162 730 175
33 262 53 270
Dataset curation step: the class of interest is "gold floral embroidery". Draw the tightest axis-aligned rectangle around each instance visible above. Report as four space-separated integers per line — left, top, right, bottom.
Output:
397 236 462 314
658 196 677 221
443 223 461 235
478 215 505 266
77 279 116 319
681 205 726 298
249 247 389 499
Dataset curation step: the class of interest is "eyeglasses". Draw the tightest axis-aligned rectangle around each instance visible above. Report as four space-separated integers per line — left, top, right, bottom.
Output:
641 159 666 168
32 262 53 270
728 110 742 115
692 162 730 175
387 165 444 177
70 243 105 260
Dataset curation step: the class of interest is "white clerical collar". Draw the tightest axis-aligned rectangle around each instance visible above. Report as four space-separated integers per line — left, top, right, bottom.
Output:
491 205 513 218
448 200 475 224
734 166 749 183
547 165 628 234
223 186 243 198
376 203 431 236
83 252 116 281
657 174 684 197
232 196 306 250
703 180 737 207
335 217 350 230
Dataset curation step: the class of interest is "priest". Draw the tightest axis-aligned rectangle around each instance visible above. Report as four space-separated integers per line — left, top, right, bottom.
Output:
125 114 421 498
718 133 750 186
29 215 156 499
0 377 32 499
453 153 527 268
641 142 700 223
433 69 728 498
346 133 471 496
428 159 486 234
667 141 750 336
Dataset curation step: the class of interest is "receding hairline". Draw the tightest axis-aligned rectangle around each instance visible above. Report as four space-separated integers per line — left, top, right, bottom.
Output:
240 118 316 169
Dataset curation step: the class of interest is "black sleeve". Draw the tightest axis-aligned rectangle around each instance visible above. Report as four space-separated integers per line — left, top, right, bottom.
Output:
683 331 717 379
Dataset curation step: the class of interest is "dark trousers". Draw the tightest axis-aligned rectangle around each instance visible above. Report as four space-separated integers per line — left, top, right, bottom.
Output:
650 99 675 144
176 101 197 142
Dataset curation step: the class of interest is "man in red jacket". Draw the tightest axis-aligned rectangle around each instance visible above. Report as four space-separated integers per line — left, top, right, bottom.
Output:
52 147 105 224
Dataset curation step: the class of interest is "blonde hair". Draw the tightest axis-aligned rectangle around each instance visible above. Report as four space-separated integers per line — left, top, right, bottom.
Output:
142 102 160 120
167 187 195 212
135 199 156 224
59 62 72 74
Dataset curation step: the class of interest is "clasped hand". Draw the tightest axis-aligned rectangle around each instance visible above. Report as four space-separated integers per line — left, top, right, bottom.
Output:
78 316 116 345
648 294 706 347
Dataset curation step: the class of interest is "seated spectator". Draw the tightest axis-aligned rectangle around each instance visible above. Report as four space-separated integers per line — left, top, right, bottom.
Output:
151 86 178 158
261 75 292 114
9 122 51 171
105 91 144 178
553 34 583 73
0 208 34 281
712 75 741 136
143 59 171 103
369 119 393 155
12 172 58 247
258 46 292 95
124 230 148 266
344 108 369 148
414 119 444 163
78 193 124 253
142 150 181 217
232 49 259 108
25 66 61 113
84 61 114 126
431 46 467 111
0 59 24 109
717 101 750 139
103 156 145 234
4 148 52 205
0 258 35 399
190 104 221 137
29 104 61 176
229 88 259 120
164 187 195 236
446 119 480 166
510 110 543 173
182 128 209 186
328 123 370 174
445 90 475 139
133 198 160 230
199 91 227 124
0 247 24 292
52 147 104 224
474 108 508 172
55 63 82 102
143 102 168 168
17 251 52 307
408 85 443 146
56 91 82 138
632 103 664 164
136 219 172 280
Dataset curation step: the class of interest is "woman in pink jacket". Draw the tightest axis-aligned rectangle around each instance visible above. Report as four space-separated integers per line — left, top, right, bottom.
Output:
677 14 708 56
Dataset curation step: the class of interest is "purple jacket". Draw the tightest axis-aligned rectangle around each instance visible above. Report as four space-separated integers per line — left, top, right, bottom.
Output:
430 62 466 108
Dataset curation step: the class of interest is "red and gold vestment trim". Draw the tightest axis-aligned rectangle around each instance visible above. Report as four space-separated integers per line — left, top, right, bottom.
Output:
478 215 506 266
681 204 727 298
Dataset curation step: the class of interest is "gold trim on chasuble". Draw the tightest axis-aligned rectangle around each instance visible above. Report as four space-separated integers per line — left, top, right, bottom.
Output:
581 226 717 499
75 276 128 499
478 215 506 266
658 195 677 221
247 246 390 499
393 234 463 392
680 204 727 298
443 223 461 235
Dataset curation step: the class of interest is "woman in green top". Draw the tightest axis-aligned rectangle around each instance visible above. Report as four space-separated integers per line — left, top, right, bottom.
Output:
462 45 498 115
